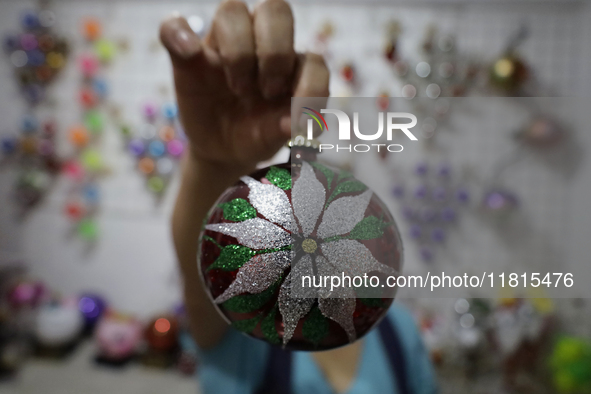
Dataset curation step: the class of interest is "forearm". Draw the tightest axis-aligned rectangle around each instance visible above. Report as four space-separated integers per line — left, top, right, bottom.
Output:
172 150 255 348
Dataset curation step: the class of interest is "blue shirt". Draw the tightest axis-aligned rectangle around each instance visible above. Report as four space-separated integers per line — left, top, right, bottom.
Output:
193 303 437 394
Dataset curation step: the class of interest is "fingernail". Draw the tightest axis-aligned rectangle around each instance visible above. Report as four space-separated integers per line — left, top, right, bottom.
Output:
168 27 200 58
264 76 286 99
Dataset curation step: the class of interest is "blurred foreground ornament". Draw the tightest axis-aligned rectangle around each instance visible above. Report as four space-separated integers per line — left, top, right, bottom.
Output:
550 337 591 394
145 316 179 352
482 189 519 215
199 138 403 350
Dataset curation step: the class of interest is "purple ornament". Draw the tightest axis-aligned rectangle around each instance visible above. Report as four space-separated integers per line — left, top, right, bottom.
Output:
431 228 446 243
78 294 107 329
483 190 519 212
409 224 422 239
27 49 45 66
2 137 18 155
414 184 428 199
21 11 40 30
438 163 451 177
128 139 145 156
142 102 158 120
3 34 20 52
441 207 457 222
20 33 38 51
456 187 470 203
415 162 428 176
391 184 405 199
167 139 184 157
420 246 434 262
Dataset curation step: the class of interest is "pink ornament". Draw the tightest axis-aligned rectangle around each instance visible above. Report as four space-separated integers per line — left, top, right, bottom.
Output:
20 33 38 51
167 139 184 157
142 102 158 120
79 54 99 77
63 160 85 181
95 314 142 360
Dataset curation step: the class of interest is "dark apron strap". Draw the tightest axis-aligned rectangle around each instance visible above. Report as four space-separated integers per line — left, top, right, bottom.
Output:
255 345 293 394
256 316 409 394
377 316 411 394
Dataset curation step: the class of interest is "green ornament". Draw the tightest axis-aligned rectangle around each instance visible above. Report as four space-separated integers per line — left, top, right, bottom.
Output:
220 198 257 222
147 176 165 193
78 218 98 240
94 39 116 63
265 166 291 190
261 306 280 345
302 305 329 346
120 124 132 138
81 149 103 172
84 110 104 134
231 315 261 333
207 244 256 272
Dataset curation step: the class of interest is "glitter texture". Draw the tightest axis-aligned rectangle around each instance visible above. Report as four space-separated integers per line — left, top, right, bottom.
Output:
231 315 260 333
327 180 367 205
241 176 295 232
222 281 279 313
347 216 390 240
265 166 292 190
214 251 291 304
278 269 315 345
293 161 326 236
206 218 292 250
317 189 373 240
302 306 329 346
318 296 357 342
221 198 257 222
206 244 255 272
261 306 280 345
309 161 334 189
301 238 317 254
321 239 397 278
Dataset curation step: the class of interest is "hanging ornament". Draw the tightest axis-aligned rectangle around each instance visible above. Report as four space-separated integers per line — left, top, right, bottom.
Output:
198 139 403 351
489 25 530 94
516 117 565 149
95 313 142 363
145 316 179 352
383 20 401 63
78 294 107 331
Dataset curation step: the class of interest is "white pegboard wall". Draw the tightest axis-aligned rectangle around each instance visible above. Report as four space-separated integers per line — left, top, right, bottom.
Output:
0 0 589 316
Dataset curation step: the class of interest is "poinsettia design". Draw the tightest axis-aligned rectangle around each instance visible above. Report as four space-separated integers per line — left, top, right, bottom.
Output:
203 161 396 346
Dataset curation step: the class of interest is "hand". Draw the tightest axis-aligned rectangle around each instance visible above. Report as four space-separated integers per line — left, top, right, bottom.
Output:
160 0 330 172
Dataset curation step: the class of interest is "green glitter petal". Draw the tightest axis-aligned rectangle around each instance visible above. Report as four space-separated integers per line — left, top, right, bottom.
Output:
207 244 255 271
220 198 257 222
222 280 280 313
266 166 292 190
310 161 334 188
347 216 390 240
336 170 354 183
231 315 261 333
326 180 367 205
360 298 386 308
302 305 329 346
261 306 280 345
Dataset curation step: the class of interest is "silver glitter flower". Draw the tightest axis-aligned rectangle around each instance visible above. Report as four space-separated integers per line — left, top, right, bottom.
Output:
205 161 397 346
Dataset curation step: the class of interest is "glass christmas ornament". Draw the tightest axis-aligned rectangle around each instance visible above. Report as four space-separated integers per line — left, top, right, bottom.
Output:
95 314 142 361
35 303 84 348
198 142 403 351
78 294 107 330
145 316 179 352
490 55 528 93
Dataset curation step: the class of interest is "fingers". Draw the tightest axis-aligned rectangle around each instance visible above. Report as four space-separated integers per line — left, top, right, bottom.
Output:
283 52 330 136
253 0 296 99
159 14 202 60
209 1 257 95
